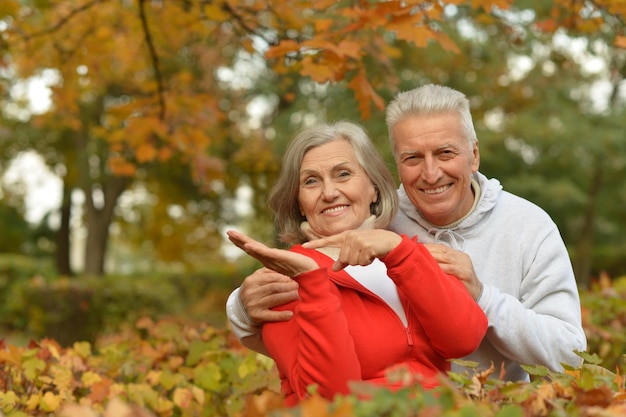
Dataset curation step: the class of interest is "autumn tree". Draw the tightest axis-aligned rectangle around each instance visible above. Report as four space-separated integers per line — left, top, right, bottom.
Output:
1 0 624 276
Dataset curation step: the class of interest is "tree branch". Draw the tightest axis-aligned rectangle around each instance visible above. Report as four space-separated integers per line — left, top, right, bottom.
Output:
138 0 167 120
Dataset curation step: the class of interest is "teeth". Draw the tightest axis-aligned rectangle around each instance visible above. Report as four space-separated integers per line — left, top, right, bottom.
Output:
323 206 347 214
424 185 449 194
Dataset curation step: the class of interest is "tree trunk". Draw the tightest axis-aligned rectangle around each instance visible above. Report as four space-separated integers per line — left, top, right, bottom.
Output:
55 180 73 276
573 162 602 288
83 176 130 276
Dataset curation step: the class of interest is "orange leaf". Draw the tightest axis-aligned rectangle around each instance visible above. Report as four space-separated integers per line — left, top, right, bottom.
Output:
300 56 339 83
347 68 384 120
266 40 300 59
337 40 362 59
89 377 112 403
432 31 460 53
108 156 136 177
135 142 158 163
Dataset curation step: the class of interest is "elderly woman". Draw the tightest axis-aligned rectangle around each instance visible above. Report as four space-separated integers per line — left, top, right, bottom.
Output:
227 121 487 406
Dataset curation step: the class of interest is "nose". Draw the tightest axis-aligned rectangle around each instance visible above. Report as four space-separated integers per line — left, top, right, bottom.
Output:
421 156 441 183
321 180 339 200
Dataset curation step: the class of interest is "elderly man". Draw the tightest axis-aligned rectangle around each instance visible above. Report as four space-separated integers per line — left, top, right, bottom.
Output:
225 84 587 382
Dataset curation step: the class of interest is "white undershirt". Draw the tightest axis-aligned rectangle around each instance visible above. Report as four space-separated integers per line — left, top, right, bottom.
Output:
344 259 407 326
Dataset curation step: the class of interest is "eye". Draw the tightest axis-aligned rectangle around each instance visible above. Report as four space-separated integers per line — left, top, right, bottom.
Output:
338 170 352 178
302 177 318 186
438 150 457 160
401 154 421 165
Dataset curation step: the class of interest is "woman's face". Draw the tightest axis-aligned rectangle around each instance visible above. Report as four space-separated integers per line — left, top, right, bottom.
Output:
298 139 378 237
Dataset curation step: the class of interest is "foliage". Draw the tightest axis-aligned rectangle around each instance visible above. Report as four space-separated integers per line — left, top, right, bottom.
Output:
0 261 246 346
0 274 623 416
580 274 626 373
0 323 624 417
0 317 280 417
2 0 624 277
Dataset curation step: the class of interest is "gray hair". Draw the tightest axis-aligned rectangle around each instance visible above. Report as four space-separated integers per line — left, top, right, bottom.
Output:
386 84 478 155
269 121 398 245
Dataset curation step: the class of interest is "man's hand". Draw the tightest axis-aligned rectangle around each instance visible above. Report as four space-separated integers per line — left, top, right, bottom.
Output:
424 243 483 301
239 267 300 323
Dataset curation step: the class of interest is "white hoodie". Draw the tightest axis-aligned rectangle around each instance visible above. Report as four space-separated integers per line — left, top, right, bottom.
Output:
391 171 587 381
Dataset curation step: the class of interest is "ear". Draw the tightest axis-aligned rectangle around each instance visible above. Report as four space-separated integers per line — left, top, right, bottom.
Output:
372 185 379 204
471 140 480 173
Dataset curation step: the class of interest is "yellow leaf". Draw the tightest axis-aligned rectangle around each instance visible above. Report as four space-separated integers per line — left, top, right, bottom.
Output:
73 341 91 359
173 387 193 409
191 385 205 405
146 370 161 386
40 391 62 412
0 390 19 412
81 371 102 387
26 393 40 410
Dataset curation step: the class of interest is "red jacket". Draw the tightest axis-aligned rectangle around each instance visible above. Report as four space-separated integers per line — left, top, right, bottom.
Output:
262 235 488 405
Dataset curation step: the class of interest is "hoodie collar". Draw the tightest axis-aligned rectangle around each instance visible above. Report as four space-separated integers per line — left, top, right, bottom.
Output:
397 172 502 250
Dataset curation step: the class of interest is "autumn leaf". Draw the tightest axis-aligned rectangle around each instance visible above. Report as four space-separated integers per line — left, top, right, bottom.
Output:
266 40 301 59
89 377 112 403
301 55 340 83
136 142 158 163
173 387 194 409
39 391 62 412
108 156 137 176
58 404 99 417
347 68 385 120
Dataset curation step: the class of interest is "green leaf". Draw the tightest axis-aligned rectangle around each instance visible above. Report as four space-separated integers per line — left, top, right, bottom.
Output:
22 357 46 381
495 404 524 417
576 350 603 365
192 363 222 391
520 364 550 377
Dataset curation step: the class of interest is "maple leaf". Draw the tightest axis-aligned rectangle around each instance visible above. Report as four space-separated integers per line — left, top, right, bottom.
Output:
300 55 340 82
337 40 363 59
347 68 385 120
266 40 301 59
40 391 62 412
88 377 112 403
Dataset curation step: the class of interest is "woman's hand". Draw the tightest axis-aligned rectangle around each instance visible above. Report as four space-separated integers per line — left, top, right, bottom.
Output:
303 230 402 271
227 230 319 277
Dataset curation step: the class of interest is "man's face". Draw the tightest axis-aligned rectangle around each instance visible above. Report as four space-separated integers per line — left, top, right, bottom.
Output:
393 112 480 226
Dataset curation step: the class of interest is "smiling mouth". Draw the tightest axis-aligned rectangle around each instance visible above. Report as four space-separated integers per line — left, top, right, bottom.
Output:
423 185 451 195
322 205 348 214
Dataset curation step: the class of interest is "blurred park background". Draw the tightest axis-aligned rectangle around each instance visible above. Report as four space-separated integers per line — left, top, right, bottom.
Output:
0 0 624 351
